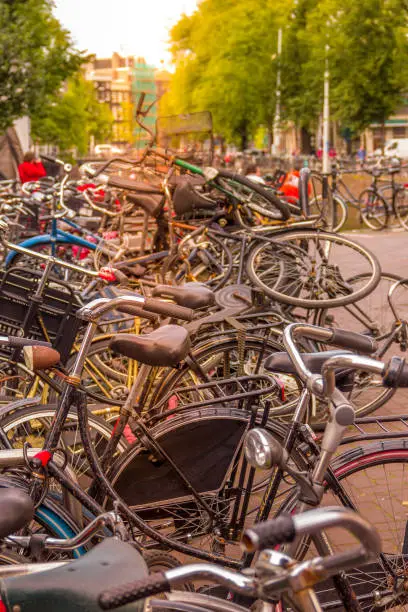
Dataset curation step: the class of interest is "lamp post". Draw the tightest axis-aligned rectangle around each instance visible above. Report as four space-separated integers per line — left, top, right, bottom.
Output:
272 27 283 156
322 44 330 174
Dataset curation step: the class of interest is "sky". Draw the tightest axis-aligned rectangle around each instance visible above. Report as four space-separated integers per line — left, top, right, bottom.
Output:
53 0 198 68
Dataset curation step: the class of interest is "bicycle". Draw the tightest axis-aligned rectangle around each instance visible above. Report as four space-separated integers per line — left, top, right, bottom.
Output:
242 322 408 609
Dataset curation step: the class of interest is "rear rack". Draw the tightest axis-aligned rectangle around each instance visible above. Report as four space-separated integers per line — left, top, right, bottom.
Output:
341 414 408 445
145 374 279 425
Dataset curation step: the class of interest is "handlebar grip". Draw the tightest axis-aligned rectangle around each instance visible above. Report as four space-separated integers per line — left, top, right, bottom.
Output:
329 328 378 355
99 572 170 610
40 154 57 164
143 297 194 321
3 337 52 350
242 514 296 552
383 356 408 387
114 304 158 321
136 92 146 114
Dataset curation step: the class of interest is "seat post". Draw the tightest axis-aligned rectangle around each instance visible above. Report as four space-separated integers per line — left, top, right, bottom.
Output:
98 363 152 473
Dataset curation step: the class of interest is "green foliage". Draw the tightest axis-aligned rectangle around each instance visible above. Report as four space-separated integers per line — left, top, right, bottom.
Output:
31 76 113 155
166 0 408 146
302 0 408 132
163 0 280 148
0 0 87 132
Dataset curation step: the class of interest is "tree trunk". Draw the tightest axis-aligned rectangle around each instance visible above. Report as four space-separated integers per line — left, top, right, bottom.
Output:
381 119 386 154
240 122 248 151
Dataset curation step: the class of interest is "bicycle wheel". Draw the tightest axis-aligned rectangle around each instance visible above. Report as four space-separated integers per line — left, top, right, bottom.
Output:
147 335 300 419
359 188 389 231
0 405 127 487
0 476 84 561
281 441 408 610
395 186 408 231
309 194 348 232
318 272 408 417
50 335 156 406
162 231 233 290
212 170 291 221
246 230 381 309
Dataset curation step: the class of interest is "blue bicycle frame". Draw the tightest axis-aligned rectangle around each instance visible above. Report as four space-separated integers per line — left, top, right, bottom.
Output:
5 218 100 268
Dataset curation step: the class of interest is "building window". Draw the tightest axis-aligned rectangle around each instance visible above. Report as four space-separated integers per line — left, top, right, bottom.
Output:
393 126 407 138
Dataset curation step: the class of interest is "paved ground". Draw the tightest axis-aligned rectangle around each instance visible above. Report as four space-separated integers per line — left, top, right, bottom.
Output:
343 228 408 416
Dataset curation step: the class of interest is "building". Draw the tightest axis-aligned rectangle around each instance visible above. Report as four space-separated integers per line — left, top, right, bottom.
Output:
365 98 408 154
84 53 135 147
132 58 172 150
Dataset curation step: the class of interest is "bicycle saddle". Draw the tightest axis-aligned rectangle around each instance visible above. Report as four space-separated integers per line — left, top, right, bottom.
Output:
265 350 353 376
169 174 206 187
109 325 191 367
152 282 215 309
126 193 163 218
0 538 147 612
0 487 34 538
107 175 163 195
173 181 216 216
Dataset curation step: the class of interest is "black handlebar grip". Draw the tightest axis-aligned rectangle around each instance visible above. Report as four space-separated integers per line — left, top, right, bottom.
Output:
383 356 408 387
5 337 52 349
136 92 146 114
99 573 170 610
330 328 377 354
242 514 296 552
143 297 194 321
40 154 57 164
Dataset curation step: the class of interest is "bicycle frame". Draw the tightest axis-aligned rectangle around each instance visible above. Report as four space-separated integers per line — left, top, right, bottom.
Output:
5 219 99 267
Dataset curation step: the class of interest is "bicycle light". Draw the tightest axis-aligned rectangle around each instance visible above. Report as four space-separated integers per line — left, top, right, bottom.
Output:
244 428 284 470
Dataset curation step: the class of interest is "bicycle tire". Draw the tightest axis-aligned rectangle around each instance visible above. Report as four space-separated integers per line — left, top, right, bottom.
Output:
161 231 233 291
309 193 348 232
279 441 408 610
358 188 389 231
246 230 381 309
0 405 127 483
0 476 85 560
213 170 291 221
317 271 408 417
394 185 408 231
151 592 251 612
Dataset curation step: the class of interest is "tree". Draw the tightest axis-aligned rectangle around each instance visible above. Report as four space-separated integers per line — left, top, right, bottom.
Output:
164 0 281 149
0 0 86 132
166 0 408 150
300 0 408 133
31 76 113 155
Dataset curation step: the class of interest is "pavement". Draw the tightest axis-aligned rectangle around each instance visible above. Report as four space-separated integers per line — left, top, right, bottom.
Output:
342 228 408 416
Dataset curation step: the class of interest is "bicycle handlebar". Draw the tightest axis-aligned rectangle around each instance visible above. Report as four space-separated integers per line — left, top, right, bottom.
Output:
282 323 379 397
98 507 381 610
6 511 122 552
77 294 195 322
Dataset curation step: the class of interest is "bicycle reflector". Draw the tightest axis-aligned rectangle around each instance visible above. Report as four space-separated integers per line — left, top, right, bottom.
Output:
98 267 117 282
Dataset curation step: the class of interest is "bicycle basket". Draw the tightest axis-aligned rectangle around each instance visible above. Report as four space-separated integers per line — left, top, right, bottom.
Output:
0 267 82 364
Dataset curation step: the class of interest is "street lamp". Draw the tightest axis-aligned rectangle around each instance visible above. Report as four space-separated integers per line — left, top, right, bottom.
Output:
322 44 330 174
272 27 283 156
